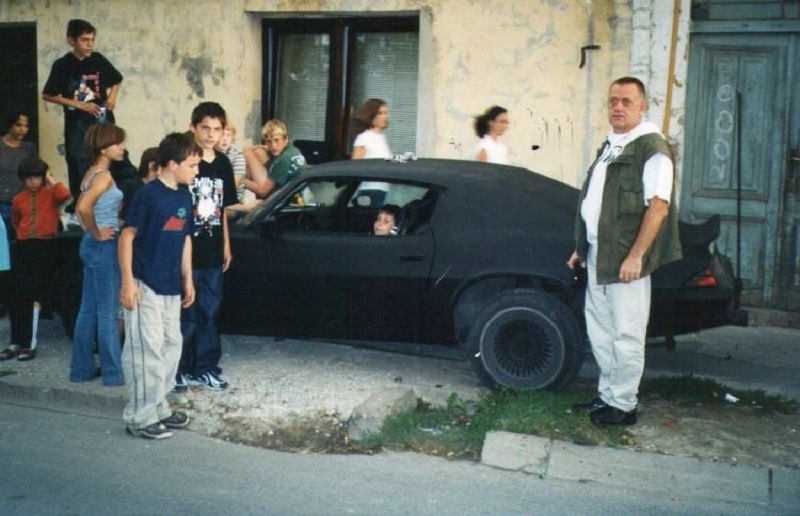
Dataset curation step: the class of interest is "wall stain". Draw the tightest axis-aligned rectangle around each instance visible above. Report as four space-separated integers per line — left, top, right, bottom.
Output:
179 55 213 99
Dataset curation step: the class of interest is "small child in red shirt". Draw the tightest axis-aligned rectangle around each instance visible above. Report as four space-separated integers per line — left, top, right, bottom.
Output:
0 158 71 361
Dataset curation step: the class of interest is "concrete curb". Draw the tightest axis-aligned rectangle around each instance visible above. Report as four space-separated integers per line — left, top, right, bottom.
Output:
481 431 800 509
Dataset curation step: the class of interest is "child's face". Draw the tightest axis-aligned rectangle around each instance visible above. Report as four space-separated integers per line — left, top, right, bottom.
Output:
68 32 95 59
217 128 235 151
373 211 396 236
24 176 44 192
191 116 224 151
174 154 201 185
264 132 288 156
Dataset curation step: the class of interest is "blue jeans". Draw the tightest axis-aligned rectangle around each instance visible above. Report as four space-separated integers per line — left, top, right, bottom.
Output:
180 267 223 377
70 234 124 386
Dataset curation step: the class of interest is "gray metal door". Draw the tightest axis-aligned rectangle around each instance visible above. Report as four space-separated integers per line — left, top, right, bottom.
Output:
682 32 799 309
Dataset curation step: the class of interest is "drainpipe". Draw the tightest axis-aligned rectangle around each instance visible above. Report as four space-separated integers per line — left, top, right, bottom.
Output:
662 0 682 138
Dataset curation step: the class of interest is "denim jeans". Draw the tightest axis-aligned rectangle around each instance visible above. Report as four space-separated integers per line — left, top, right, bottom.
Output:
180 267 223 377
70 233 124 386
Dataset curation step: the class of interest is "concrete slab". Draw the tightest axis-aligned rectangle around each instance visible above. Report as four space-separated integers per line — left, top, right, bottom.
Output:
481 431 550 476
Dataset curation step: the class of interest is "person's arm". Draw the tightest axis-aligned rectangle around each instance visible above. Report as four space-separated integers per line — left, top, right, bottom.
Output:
42 92 103 118
618 197 669 282
118 227 140 311
77 172 116 240
222 209 232 272
243 146 275 198
351 146 366 160
476 148 488 162
47 172 72 205
181 235 195 308
105 83 120 111
566 250 585 270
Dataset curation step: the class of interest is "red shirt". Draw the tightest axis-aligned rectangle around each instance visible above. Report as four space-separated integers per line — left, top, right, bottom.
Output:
11 182 72 239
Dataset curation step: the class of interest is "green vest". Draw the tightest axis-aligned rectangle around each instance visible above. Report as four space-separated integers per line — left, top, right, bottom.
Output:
575 132 682 285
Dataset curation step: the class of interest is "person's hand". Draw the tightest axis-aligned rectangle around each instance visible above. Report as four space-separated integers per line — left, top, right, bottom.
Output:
79 101 102 117
45 171 56 187
619 254 643 283
181 280 195 308
566 251 585 270
120 281 141 311
96 226 117 241
105 99 116 111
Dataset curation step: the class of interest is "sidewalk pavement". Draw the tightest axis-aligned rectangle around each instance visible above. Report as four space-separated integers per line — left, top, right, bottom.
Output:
1 315 799 510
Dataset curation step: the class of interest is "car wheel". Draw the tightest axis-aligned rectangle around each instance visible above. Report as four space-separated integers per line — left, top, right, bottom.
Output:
467 289 582 390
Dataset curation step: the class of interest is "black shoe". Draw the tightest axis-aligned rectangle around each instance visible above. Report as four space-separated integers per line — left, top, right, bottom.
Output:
160 411 190 429
126 423 173 440
589 405 637 426
572 397 608 413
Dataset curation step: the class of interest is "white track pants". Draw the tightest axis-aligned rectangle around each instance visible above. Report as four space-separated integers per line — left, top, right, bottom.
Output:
585 246 651 412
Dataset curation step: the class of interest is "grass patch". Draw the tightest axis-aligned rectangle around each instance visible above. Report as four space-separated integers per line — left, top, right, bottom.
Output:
640 374 798 414
361 376 797 460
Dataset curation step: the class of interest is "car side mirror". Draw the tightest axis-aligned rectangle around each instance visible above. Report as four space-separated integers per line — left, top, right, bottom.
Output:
260 216 278 238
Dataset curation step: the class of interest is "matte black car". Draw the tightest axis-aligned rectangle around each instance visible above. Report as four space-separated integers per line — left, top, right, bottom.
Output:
47 158 744 390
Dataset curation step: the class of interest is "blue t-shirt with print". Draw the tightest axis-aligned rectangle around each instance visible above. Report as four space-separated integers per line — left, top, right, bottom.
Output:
125 180 194 296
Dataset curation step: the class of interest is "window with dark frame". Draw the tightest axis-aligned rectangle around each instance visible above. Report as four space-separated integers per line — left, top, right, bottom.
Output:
261 16 419 163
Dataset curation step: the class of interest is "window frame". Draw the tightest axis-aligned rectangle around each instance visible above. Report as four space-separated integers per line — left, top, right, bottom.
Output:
261 15 420 161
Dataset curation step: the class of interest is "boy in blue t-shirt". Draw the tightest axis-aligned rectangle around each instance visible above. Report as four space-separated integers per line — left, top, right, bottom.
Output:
119 133 199 440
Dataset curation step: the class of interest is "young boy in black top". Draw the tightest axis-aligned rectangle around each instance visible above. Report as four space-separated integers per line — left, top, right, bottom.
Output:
175 102 237 392
42 19 123 213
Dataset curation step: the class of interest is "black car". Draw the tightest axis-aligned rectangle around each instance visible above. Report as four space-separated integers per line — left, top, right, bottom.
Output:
47 158 744 390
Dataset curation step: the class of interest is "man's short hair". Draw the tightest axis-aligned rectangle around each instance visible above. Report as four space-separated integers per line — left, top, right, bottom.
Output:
67 19 96 39
18 157 48 181
611 76 646 97
379 204 402 222
190 102 227 127
157 132 202 168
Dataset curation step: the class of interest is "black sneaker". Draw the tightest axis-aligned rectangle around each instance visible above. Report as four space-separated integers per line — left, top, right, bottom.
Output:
589 405 638 426
187 371 228 391
160 411 190 429
126 423 173 439
572 397 608 413
172 373 189 393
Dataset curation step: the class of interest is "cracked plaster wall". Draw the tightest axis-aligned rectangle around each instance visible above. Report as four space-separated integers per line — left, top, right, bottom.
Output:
0 0 684 189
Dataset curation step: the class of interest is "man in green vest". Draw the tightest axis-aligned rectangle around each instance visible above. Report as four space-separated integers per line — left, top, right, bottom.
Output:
568 77 681 426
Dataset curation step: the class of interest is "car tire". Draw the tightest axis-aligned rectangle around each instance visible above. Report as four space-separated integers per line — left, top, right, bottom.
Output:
467 289 583 390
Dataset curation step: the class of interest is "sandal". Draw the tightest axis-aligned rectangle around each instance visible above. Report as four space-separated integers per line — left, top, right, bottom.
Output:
0 348 18 360
17 348 36 361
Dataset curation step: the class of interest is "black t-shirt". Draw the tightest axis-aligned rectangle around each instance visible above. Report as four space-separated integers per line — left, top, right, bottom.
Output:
42 52 123 121
189 151 237 269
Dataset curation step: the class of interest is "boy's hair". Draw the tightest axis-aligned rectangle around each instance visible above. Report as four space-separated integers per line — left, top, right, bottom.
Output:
18 157 48 181
157 132 202 168
379 204 402 222
190 102 227 127
2 109 28 135
224 122 237 134
137 147 159 178
83 123 125 164
67 19 96 39
260 119 288 143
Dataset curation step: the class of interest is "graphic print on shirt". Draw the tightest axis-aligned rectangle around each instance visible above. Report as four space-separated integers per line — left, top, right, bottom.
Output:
190 176 223 237
70 73 101 106
163 207 189 232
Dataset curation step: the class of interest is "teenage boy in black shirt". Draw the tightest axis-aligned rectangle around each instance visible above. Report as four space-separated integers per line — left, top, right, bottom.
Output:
42 19 123 214
175 102 237 392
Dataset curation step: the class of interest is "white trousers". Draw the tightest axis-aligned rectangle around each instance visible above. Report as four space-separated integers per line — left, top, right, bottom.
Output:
585 247 651 412
122 280 183 429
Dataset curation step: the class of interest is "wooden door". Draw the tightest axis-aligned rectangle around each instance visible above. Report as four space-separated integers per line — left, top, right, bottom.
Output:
682 32 799 309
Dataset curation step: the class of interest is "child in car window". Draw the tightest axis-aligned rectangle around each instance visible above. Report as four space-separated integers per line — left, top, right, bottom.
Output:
373 204 401 236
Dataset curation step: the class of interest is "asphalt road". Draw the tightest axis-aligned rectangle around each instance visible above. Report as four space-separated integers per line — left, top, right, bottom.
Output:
1 402 788 516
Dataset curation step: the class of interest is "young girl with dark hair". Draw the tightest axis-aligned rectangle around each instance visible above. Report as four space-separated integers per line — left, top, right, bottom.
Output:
473 105 510 165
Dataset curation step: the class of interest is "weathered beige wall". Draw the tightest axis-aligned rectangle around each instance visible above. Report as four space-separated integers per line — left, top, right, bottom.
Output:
2 0 634 187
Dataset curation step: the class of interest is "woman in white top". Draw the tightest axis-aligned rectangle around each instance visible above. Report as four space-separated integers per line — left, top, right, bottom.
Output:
473 105 510 165
352 99 391 205
352 98 391 159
